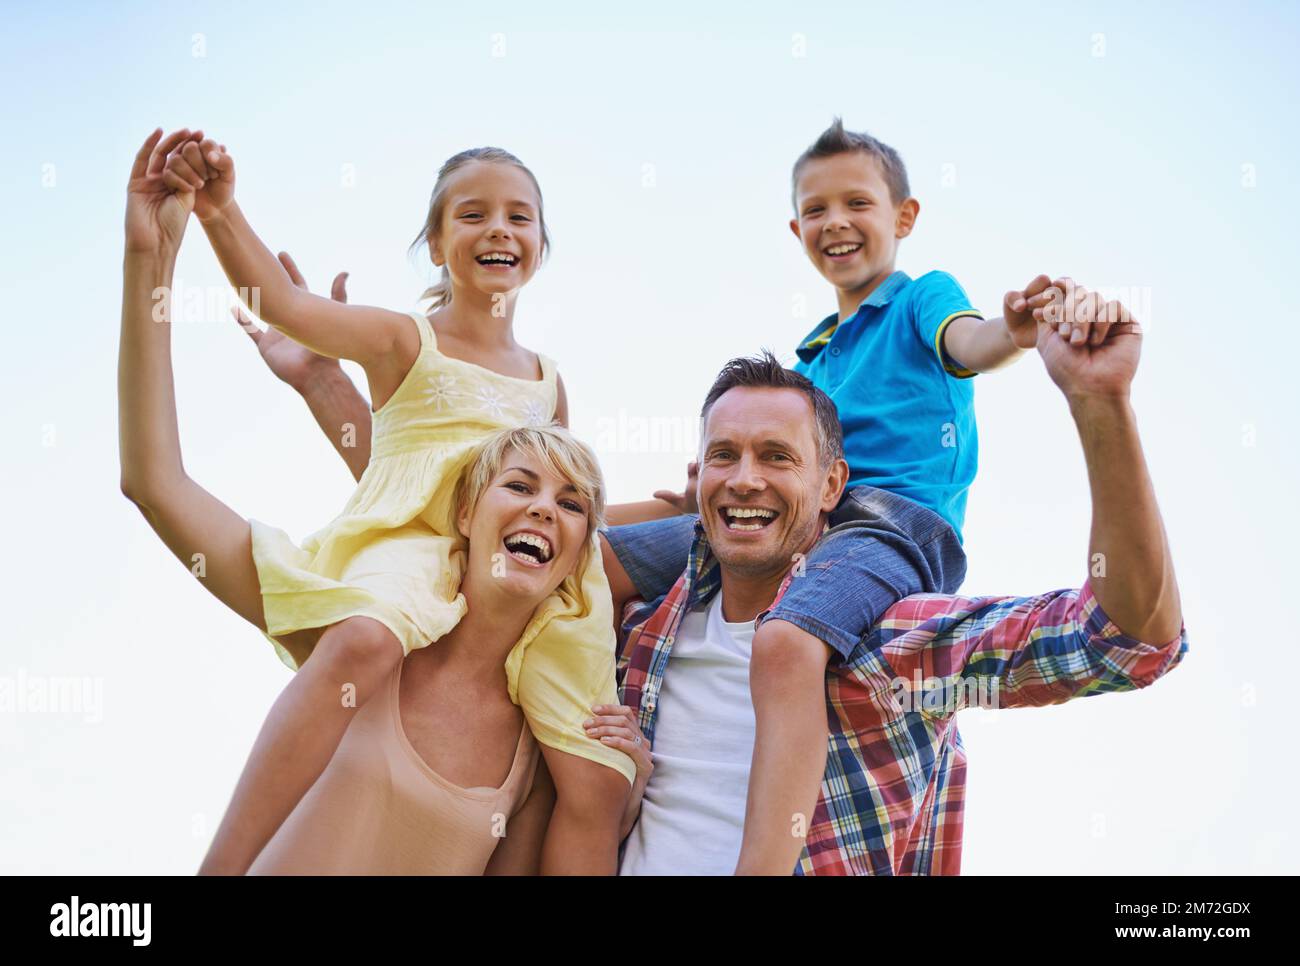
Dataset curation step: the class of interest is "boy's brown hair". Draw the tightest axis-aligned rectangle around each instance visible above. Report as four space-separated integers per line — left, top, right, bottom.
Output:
791 117 911 209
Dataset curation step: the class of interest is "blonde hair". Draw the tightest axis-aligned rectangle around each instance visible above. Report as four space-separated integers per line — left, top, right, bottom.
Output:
408 147 552 309
452 425 606 582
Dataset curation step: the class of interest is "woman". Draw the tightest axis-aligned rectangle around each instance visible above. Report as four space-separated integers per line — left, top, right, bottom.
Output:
118 128 651 874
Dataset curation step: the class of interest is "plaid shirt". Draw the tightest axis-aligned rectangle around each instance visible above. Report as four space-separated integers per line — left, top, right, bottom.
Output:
616 522 1188 875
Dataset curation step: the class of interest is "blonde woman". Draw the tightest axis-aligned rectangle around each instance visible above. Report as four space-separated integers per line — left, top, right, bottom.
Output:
119 128 650 874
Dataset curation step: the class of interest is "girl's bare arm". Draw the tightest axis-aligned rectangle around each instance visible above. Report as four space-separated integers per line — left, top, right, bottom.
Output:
164 141 416 372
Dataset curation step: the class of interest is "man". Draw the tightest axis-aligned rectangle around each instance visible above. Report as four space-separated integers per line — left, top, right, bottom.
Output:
247 261 1185 875
601 284 1183 874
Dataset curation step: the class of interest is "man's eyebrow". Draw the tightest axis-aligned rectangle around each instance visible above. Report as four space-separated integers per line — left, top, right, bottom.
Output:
704 438 799 451
503 466 579 493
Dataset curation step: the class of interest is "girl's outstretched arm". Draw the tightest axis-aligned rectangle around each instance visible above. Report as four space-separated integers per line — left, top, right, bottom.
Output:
118 128 268 631
164 139 417 373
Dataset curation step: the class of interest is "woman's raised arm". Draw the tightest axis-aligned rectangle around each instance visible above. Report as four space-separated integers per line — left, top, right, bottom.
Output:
118 128 268 632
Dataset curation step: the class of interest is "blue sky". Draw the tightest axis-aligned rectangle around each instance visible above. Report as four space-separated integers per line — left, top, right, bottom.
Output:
2 0 1297 873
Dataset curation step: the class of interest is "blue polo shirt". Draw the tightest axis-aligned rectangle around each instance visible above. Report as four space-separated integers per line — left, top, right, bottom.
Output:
793 270 982 539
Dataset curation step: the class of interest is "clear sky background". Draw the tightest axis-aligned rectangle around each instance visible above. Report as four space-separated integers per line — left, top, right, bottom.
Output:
2 0 1296 874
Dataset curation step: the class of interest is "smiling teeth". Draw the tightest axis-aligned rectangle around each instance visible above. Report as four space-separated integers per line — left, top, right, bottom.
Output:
505 532 551 561
724 507 776 531
479 253 517 263
826 243 861 255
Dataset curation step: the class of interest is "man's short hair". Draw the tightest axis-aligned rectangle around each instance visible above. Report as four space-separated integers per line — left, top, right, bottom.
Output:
700 350 844 469
791 116 911 209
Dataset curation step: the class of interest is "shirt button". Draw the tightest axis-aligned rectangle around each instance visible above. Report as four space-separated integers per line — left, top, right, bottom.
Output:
830 346 841 356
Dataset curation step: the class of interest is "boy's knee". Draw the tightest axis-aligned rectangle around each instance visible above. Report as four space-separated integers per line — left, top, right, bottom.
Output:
313 617 403 682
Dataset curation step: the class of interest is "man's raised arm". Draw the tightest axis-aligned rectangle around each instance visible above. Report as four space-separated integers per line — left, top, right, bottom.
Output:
296 365 373 483
232 252 373 482
875 280 1185 717
1038 278 1181 644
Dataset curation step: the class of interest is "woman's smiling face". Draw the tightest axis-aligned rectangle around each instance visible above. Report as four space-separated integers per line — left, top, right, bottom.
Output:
458 446 591 605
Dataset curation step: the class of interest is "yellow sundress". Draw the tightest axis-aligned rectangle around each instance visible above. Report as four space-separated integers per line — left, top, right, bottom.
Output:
248 310 633 783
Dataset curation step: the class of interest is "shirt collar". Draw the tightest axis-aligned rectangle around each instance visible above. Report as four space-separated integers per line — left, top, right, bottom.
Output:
794 270 912 363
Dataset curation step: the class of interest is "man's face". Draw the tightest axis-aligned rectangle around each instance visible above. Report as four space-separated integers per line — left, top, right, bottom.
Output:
697 387 845 579
789 151 916 301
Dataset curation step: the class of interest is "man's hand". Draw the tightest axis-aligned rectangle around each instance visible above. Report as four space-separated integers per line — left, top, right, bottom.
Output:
653 460 700 515
1034 277 1140 402
1002 273 1055 349
233 252 349 393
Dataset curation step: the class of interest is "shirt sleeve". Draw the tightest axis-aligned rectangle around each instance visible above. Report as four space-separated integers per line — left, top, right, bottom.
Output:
873 581 1188 719
603 515 697 603
909 271 983 378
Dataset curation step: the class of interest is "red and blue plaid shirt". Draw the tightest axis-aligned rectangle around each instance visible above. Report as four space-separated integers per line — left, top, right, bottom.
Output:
616 523 1188 875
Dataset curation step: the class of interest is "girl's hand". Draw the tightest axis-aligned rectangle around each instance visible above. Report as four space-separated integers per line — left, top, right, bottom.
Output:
233 251 349 392
125 127 204 255
585 704 654 839
164 136 236 223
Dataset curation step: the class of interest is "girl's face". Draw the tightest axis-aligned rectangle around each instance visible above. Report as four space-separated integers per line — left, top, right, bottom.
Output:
431 161 544 301
458 447 591 606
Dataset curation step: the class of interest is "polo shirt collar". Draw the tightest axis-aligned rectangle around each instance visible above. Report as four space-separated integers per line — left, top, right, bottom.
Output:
795 270 912 363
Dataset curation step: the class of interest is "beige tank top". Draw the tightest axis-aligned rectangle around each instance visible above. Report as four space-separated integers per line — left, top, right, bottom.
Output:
248 658 540 875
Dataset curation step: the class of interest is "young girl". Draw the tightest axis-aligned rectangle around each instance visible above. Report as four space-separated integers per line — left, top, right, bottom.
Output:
158 131 639 874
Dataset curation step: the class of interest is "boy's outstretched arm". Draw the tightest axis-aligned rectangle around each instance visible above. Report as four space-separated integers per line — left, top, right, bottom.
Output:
941 273 1054 373
735 621 832 875
164 140 412 368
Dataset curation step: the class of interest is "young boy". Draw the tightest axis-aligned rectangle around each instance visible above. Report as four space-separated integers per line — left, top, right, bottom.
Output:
605 118 1055 874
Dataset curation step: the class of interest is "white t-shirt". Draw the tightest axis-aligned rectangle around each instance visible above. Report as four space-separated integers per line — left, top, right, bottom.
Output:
619 593 757 876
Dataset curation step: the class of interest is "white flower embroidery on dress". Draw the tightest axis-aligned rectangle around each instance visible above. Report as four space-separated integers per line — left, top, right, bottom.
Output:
421 374 458 410
473 384 508 420
521 398 550 426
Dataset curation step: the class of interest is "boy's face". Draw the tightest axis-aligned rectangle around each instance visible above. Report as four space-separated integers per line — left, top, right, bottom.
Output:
789 151 918 313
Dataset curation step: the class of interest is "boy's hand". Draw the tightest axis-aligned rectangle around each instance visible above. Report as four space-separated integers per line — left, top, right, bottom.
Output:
653 460 699 515
1002 274 1055 349
164 136 235 223
233 251 349 393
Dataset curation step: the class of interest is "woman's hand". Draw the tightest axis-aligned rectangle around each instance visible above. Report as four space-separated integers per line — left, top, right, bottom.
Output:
125 127 203 256
233 251 349 392
164 136 236 224
584 703 653 840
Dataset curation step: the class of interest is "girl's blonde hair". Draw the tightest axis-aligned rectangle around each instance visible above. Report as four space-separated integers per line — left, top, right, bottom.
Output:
408 147 552 309
452 425 606 583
